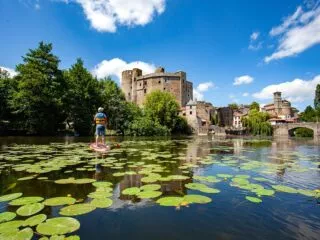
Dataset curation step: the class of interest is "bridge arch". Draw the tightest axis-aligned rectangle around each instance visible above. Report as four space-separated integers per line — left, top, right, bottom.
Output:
273 123 320 139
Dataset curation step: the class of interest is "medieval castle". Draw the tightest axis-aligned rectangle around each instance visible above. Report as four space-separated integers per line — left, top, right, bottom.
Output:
121 67 193 107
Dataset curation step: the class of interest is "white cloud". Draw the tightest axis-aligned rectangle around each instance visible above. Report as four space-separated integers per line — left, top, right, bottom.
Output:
92 58 156 80
250 32 260 41
62 0 166 32
265 5 320 62
0 66 17 77
253 74 320 103
242 92 249 97
193 81 214 101
233 75 254 86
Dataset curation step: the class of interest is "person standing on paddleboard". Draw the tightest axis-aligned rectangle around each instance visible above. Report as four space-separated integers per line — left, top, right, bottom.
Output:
94 107 107 147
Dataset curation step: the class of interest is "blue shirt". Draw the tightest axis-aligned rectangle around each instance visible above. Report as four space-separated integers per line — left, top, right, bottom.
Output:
95 113 107 126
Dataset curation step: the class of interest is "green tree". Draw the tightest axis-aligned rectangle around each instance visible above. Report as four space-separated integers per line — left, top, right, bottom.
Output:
11 42 66 135
64 58 100 135
300 105 316 122
314 84 320 109
144 91 180 131
242 109 272 136
0 69 13 122
228 103 239 110
250 101 260 111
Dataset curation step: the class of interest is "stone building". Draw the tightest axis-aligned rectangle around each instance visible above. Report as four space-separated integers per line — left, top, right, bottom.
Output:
217 107 233 127
261 92 296 120
182 100 214 134
121 67 193 107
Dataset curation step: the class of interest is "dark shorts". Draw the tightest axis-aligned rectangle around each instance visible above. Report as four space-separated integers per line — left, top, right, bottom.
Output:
96 125 105 136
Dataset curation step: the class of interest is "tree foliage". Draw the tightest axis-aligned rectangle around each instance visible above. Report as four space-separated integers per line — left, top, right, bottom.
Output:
300 105 319 122
11 42 66 135
64 58 100 135
144 91 180 131
242 109 272 136
250 101 260 111
228 103 239 110
314 84 320 109
0 69 13 122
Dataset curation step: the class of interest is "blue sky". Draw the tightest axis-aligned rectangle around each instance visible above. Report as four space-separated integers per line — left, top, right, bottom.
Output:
1 0 320 111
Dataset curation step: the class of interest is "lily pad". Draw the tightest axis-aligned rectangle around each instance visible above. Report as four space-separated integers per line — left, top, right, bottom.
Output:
17 176 35 181
140 184 161 191
183 194 212 204
59 204 96 216
92 182 113 188
0 227 33 240
156 197 184 207
298 189 316 197
122 187 140 195
36 217 80 236
0 193 23 203
65 235 80 240
254 189 275 196
246 196 262 203
217 174 233 179
44 197 76 206
90 198 113 208
141 177 158 183
9 196 44 206
0 212 16 223
88 191 113 199
185 183 220 194
272 185 298 193
54 178 75 184
23 214 47 227
73 178 96 184
136 191 162 199
0 220 24 234
168 175 190 180
16 203 44 216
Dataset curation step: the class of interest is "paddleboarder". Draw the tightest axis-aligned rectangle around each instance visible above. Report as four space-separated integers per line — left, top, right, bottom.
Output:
94 107 107 147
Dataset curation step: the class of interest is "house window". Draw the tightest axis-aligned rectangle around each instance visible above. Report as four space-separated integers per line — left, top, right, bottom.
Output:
164 88 166 90
144 89 147 94
158 80 161 84
190 111 192 115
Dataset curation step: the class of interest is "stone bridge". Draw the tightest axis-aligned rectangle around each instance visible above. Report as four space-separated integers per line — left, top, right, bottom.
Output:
273 122 320 138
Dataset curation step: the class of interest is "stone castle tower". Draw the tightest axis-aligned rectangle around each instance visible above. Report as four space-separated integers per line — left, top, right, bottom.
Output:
273 91 282 113
121 67 193 107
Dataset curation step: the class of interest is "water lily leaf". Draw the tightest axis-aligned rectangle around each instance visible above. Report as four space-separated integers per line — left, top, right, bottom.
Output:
141 177 158 183
272 185 298 193
92 182 113 188
23 214 47 227
16 203 44 216
113 172 125 177
140 184 161 191
36 217 80 236
193 176 220 183
298 189 316 197
49 235 64 240
136 191 162 199
17 176 35 181
0 220 24 234
9 197 44 206
73 178 96 184
156 197 184 207
183 194 212 204
185 183 220 194
88 191 113 199
90 198 113 208
54 178 75 184
253 177 273 183
217 174 233 179
44 197 76 206
65 235 80 240
59 204 96 216
0 212 16 223
0 227 33 240
246 196 262 203
122 187 140 195
37 177 48 180
235 175 250 179
0 193 23 202
168 175 190 180
254 189 275 196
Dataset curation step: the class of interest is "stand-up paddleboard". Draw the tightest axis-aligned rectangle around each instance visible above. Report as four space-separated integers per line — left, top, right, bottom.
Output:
89 143 110 153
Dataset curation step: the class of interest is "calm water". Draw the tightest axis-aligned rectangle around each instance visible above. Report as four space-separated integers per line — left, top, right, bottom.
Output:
0 136 320 240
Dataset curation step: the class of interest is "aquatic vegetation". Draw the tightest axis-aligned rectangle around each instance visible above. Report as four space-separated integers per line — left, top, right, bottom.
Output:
136 191 162 199
90 198 113 208
185 183 220 194
9 197 44 206
36 217 80 236
272 185 298 194
140 184 161 191
183 195 212 204
0 227 33 240
0 212 16 223
23 214 47 227
16 203 44 216
59 204 96 216
122 187 141 196
0 193 23 202
246 196 262 203
156 197 184 207
44 197 76 206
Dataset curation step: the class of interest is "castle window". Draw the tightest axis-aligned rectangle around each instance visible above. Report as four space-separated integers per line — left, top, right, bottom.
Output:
144 89 147 94
164 88 166 90
190 111 192 115
158 80 161 84
139 83 141 86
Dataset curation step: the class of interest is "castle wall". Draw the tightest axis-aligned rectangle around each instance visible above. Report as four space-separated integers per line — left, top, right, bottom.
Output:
121 70 133 102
